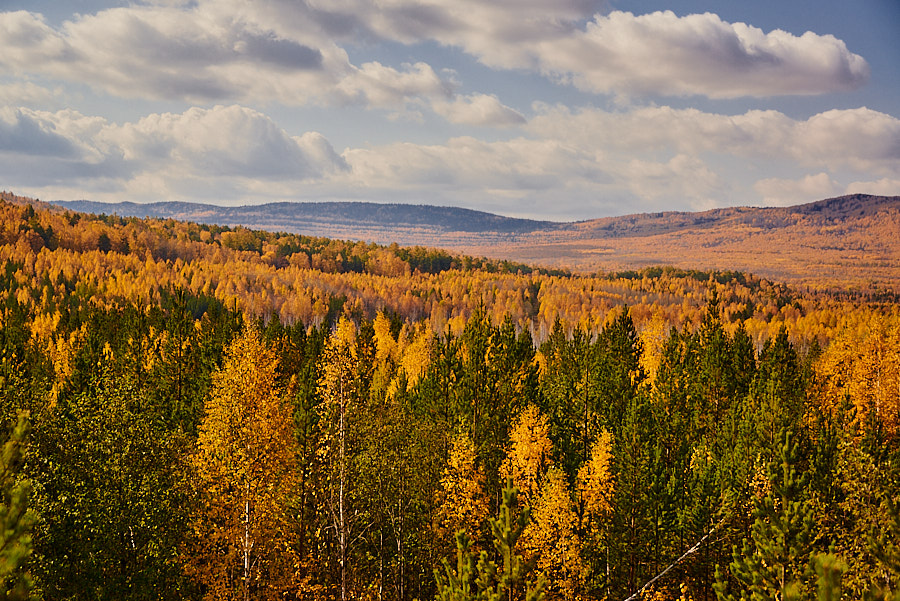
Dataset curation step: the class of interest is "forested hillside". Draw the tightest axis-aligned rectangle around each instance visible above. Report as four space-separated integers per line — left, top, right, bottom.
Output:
0 192 898 600
50 193 900 292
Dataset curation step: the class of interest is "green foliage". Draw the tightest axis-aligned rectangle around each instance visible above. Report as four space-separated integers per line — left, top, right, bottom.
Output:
29 373 194 600
434 481 545 601
0 411 36 601
715 430 816 601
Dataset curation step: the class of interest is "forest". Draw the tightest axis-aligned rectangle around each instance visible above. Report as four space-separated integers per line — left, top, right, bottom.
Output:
0 193 898 600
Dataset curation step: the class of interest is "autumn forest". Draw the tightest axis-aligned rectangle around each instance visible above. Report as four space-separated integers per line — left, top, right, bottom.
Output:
0 192 898 600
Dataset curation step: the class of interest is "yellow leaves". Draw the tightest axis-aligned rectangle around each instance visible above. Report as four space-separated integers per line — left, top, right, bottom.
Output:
398 323 432 389
639 310 669 385
373 312 397 364
576 429 615 520
815 313 900 436
501 405 553 503
523 466 585 600
318 316 358 409
435 432 490 546
28 310 60 344
372 312 433 398
189 325 300 600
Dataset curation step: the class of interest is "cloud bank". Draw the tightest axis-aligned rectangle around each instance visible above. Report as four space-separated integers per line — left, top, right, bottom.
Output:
0 3 870 107
3 102 897 217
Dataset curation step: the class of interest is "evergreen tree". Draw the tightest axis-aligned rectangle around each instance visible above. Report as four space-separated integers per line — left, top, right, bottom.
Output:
434 481 545 601
715 430 816 601
0 411 36 601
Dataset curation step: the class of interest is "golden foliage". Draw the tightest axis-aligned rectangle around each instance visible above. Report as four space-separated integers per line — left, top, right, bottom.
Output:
523 466 585 600
640 310 669 384
815 312 900 437
576 429 615 520
187 325 301 601
500 405 553 504
434 432 490 546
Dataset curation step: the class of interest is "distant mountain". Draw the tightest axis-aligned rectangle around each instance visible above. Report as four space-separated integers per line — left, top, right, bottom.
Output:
50 194 900 290
52 200 560 237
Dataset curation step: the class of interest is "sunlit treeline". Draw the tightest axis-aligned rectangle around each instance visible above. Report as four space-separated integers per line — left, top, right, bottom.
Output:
0 196 892 352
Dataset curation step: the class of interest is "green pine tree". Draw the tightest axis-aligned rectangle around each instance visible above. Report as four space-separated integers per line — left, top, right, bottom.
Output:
715 430 816 601
0 411 36 601
434 480 545 601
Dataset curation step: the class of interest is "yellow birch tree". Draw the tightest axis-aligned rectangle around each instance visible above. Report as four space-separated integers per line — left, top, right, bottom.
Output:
500 405 553 504
187 325 300 601
523 467 585 600
434 432 490 550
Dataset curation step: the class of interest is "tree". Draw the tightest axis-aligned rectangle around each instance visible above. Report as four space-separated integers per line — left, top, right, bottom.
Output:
188 325 300 601
522 467 584 600
715 430 816 601
0 411 36 601
318 316 365 601
434 481 545 601
436 432 490 553
576 429 615 595
500 406 553 504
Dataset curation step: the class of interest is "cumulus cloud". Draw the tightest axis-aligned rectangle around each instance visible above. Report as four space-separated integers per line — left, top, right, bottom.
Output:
620 154 725 210
0 2 869 110
265 3 868 98
528 105 900 175
0 104 347 197
0 6 453 109
430 94 526 127
754 173 841 206
539 11 869 98
342 136 602 194
0 80 64 107
845 178 900 197
2 98 896 218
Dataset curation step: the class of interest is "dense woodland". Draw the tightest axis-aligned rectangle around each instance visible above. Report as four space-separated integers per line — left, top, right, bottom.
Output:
0 193 898 600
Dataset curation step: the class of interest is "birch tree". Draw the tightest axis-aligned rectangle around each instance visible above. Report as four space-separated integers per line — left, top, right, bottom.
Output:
188 325 299 601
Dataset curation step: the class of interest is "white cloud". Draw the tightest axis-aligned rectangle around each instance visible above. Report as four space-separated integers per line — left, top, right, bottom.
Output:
0 80 64 107
528 105 900 175
0 3 868 111
0 6 453 110
335 61 452 108
539 11 869 98
754 173 841 206
430 94 526 127
277 3 868 98
620 154 725 210
845 178 900 197
1 99 896 218
342 136 601 194
0 104 347 196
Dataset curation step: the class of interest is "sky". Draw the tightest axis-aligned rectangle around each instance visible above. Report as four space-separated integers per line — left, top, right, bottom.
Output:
0 0 898 221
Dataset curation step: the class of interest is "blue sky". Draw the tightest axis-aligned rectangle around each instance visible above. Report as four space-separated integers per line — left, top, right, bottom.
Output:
0 0 898 220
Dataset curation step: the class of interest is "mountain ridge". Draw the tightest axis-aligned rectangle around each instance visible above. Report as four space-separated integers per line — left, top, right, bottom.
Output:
46 193 900 291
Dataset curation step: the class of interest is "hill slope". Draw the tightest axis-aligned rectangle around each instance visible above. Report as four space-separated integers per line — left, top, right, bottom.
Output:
51 194 900 290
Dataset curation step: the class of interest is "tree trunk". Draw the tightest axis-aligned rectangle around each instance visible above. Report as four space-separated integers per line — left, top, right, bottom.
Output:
340 378 348 601
244 482 251 601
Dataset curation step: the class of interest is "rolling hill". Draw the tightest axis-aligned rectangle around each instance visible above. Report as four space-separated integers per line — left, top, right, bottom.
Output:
52 194 900 291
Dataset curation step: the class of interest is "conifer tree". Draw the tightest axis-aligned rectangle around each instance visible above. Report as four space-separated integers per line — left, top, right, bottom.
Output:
715 430 816 601
435 481 545 601
0 411 35 601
